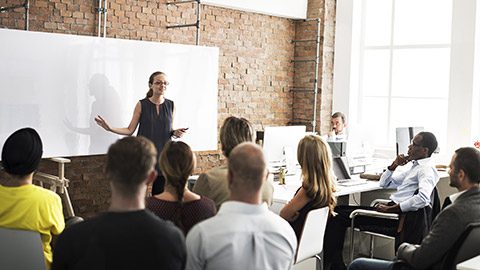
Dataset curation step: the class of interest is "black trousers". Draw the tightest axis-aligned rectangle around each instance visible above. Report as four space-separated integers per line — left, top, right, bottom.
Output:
323 205 398 263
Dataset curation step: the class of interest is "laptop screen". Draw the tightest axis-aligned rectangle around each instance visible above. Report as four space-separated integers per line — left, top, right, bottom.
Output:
332 156 351 180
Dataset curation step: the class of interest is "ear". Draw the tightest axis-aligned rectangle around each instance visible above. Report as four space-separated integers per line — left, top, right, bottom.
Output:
146 170 157 186
457 169 466 182
227 168 233 189
264 170 270 182
343 123 347 128
422 147 430 157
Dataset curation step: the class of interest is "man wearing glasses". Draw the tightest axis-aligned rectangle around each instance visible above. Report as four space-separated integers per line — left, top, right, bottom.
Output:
324 132 439 270
375 131 439 213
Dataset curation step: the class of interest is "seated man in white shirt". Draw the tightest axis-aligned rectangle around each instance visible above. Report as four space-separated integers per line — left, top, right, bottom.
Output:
324 131 439 270
326 112 348 142
186 142 297 270
348 147 480 270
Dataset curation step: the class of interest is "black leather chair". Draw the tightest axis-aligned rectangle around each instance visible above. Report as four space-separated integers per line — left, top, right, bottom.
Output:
392 222 480 270
349 188 440 260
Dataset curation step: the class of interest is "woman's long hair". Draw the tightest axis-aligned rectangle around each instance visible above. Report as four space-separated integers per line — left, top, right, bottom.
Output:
158 141 195 234
297 134 337 214
146 71 166 98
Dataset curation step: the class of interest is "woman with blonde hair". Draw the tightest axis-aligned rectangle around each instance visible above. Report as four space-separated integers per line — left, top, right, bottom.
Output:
280 134 337 240
193 116 274 210
146 141 216 235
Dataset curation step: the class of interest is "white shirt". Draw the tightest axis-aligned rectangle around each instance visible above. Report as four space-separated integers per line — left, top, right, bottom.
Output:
186 201 297 270
379 157 439 212
448 190 467 204
324 133 347 142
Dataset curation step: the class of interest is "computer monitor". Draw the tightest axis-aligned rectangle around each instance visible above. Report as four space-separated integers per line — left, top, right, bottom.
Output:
396 127 424 156
328 141 347 158
263 126 306 166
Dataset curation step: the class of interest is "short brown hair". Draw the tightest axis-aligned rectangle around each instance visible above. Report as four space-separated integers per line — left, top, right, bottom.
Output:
453 147 480 184
220 116 253 158
332 112 346 124
107 136 157 197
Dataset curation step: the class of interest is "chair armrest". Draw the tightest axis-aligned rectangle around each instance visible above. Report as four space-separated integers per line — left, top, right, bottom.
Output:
392 259 414 270
370 199 392 207
349 209 399 220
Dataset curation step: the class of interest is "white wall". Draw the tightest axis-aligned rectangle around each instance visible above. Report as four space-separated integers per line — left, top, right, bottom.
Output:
0 29 219 157
203 0 307 19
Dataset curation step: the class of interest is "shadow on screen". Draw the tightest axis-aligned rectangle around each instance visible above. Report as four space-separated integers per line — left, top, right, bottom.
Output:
64 74 121 154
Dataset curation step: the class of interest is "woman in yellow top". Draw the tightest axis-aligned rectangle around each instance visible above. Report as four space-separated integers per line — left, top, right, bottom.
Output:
280 134 337 240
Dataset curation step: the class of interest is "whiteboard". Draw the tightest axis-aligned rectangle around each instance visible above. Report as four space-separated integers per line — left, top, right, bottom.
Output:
203 0 307 19
0 29 219 157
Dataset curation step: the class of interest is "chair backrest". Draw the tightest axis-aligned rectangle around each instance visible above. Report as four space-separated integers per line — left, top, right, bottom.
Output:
294 206 330 264
0 227 47 270
441 222 480 270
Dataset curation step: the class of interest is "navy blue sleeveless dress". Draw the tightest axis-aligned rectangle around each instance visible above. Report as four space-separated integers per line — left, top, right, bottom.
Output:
137 98 173 195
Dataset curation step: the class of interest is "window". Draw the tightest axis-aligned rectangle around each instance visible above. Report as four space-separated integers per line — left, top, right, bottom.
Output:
359 0 451 148
334 0 479 160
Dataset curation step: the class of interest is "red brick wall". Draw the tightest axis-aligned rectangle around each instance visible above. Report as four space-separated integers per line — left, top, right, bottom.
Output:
1 0 335 218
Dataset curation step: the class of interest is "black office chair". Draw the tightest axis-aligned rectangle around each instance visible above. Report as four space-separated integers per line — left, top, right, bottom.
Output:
349 188 440 261
392 222 480 270
439 222 480 269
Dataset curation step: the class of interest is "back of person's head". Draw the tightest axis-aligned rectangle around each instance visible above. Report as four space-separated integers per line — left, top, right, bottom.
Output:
453 147 480 185
107 136 157 198
228 142 266 194
1 127 43 178
417 131 438 157
297 134 337 212
220 116 253 158
332 112 346 124
159 141 196 234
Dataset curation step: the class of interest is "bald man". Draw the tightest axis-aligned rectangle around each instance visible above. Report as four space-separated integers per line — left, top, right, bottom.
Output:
186 142 297 270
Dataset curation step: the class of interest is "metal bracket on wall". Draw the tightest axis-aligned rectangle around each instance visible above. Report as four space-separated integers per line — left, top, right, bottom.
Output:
96 0 108 37
166 0 201 45
290 18 321 131
0 0 29 30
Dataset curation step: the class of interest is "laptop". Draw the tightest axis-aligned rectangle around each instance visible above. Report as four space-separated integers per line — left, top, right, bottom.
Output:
333 156 366 186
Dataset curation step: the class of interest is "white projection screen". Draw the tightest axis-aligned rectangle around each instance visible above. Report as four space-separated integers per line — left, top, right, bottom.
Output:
0 29 219 157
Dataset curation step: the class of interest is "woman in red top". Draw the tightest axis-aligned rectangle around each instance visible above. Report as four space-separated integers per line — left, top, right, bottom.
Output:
146 141 216 235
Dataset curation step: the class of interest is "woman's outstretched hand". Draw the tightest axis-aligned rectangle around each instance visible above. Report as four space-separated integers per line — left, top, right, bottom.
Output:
172 128 188 138
95 115 111 132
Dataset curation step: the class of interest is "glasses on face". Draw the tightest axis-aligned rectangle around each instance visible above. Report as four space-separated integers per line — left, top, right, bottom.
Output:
153 81 169 86
410 139 422 147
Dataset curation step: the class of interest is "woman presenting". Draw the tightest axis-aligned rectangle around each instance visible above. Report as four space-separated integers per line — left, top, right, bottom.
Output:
95 71 187 195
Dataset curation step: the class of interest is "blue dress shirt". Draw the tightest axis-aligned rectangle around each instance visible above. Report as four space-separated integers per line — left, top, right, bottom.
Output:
379 157 439 212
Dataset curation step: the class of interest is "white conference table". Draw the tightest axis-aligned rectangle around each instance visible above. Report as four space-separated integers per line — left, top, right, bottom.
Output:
456 255 480 270
269 174 382 214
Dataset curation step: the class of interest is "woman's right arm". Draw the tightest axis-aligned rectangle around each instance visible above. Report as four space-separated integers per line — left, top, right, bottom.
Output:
95 101 142 136
279 187 311 222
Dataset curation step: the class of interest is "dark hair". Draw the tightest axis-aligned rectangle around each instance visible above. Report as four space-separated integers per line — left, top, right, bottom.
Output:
159 141 195 234
332 112 346 124
417 131 438 157
107 136 157 198
1 127 43 177
145 71 166 98
220 116 253 158
453 147 480 184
